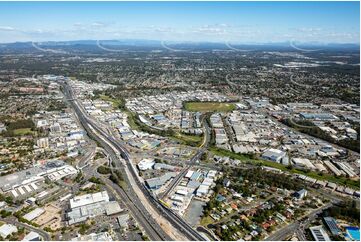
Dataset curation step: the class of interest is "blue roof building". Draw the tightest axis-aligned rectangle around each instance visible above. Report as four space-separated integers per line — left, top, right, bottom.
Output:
323 217 341 236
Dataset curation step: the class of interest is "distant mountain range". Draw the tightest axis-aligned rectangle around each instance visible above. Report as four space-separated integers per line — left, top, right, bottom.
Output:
0 39 359 51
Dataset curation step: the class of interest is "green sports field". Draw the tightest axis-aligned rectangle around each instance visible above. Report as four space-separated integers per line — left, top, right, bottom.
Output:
184 102 236 112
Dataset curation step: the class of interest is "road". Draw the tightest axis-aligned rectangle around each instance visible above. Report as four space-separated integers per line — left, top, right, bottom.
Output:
63 82 205 241
160 115 211 200
196 226 219 241
269 114 359 157
76 145 96 169
0 217 50 240
290 74 312 89
264 222 299 241
264 202 335 241
63 84 170 241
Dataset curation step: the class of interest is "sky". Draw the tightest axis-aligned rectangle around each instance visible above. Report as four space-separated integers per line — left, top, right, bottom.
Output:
0 1 359 44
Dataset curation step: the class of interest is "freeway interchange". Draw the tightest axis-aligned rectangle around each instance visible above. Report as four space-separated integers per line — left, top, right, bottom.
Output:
63 82 205 241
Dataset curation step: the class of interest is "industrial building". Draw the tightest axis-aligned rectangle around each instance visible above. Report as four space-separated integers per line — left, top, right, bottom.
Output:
323 160 345 176
145 172 177 190
23 208 45 221
335 162 357 177
22 231 41 241
137 158 155 171
71 232 113 241
300 112 338 121
69 191 109 209
291 158 316 170
117 213 130 229
323 217 341 236
0 160 78 199
67 191 122 225
0 224 18 238
309 225 331 241
261 148 288 164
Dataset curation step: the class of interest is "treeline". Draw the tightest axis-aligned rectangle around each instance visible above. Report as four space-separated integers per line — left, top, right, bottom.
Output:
47 100 67 111
202 179 223 217
5 119 35 130
1 119 36 136
205 113 216 146
109 170 127 189
282 118 360 152
323 199 360 223
129 112 175 137
229 167 305 192
93 90 126 110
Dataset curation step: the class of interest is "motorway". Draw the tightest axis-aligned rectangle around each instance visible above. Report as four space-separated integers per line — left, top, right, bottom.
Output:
63 83 205 241
64 84 171 241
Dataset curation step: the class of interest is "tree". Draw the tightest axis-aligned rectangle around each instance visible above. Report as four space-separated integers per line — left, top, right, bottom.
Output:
97 166 111 174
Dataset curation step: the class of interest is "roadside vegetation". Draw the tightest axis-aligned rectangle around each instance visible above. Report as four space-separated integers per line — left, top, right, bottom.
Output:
323 199 359 225
127 110 203 147
210 147 360 190
94 92 126 110
97 165 111 175
96 94 206 147
282 118 360 152
109 170 127 189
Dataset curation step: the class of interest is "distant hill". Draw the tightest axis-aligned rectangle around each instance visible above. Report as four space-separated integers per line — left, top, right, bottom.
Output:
0 39 359 53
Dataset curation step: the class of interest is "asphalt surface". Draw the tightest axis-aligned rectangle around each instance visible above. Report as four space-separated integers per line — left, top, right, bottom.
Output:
64 84 170 241
0 218 50 241
264 202 335 241
63 83 205 241
196 226 219 241
160 115 211 200
268 114 359 157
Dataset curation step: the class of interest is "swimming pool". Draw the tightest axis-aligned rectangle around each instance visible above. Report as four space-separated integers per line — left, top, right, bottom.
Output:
345 227 360 241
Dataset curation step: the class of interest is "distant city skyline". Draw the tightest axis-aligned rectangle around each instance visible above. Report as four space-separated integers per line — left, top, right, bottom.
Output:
0 1 359 44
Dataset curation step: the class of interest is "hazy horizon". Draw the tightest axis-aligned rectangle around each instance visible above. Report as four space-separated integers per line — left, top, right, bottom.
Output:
0 1 359 44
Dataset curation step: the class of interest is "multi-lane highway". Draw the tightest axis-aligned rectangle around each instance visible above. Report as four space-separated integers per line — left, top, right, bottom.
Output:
63 82 205 241
64 84 171 241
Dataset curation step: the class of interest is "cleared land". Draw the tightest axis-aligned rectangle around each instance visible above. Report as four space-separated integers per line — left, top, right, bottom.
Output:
184 102 236 112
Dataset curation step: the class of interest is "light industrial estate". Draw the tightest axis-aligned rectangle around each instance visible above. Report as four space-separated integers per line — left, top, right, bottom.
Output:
0 2 359 240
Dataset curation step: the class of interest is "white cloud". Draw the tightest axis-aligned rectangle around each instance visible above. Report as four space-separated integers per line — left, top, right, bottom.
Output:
91 22 106 28
73 23 84 27
0 22 358 44
0 26 15 31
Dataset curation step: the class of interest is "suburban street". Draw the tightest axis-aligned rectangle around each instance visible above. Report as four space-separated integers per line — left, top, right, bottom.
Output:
0 218 50 241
